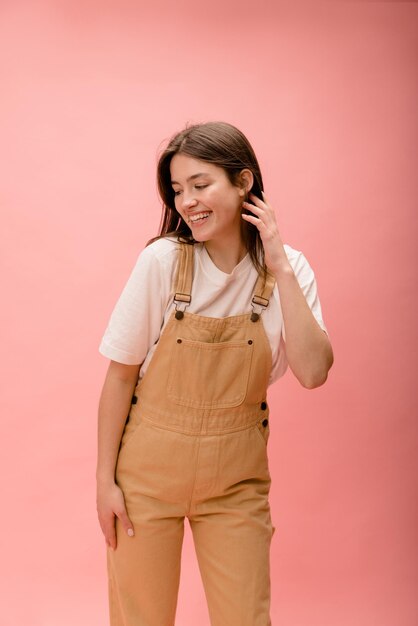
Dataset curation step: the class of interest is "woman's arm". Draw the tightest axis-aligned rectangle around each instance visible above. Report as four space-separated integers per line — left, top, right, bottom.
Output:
96 360 140 484
272 261 334 388
242 191 334 389
96 360 140 549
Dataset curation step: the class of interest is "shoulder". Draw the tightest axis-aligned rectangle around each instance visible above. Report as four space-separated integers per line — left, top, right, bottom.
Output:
134 236 180 272
118 237 180 293
142 236 179 260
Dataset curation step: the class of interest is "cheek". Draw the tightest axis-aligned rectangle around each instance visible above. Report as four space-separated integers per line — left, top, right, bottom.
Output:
206 187 237 210
203 188 217 204
173 199 184 215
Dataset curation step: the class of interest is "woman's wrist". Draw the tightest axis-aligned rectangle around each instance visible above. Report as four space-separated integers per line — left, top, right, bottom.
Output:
96 472 116 487
270 256 293 279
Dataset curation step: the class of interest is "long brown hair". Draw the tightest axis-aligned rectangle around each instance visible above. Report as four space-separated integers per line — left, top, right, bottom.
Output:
149 121 266 276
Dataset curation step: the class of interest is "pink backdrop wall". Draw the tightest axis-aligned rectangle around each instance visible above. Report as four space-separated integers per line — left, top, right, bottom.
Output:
1 1 417 624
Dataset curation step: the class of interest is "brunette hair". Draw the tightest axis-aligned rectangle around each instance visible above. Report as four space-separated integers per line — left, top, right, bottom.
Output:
149 121 266 275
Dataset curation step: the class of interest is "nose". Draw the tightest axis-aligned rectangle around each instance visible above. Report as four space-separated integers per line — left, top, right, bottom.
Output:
180 191 197 211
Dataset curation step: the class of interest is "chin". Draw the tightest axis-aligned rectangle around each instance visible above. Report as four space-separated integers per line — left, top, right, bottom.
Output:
190 231 210 242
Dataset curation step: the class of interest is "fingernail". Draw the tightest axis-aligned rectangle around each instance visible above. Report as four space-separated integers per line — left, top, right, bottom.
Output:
127 528 134 537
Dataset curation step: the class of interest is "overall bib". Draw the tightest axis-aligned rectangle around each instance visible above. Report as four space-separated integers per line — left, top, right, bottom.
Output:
107 240 277 626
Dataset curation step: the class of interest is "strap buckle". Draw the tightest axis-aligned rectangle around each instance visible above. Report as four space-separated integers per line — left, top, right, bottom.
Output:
174 292 191 320
250 295 269 322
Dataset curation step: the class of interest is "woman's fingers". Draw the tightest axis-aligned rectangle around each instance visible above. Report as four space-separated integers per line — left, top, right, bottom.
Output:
243 192 275 229
242 212 263 228
242 200 263 216
115 505 135 539
97 483 135 551
97 508 117 549
102 507 134 551
104 514 117 550
249 191 269 208
113 484 135 539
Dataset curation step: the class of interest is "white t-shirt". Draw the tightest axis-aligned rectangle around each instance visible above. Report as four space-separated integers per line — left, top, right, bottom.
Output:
99 236 328 385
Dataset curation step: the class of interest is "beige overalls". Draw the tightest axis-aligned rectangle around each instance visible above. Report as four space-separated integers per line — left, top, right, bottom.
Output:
107 239 277 626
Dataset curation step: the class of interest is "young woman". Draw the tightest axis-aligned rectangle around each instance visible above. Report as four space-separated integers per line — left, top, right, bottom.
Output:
96 121 334 626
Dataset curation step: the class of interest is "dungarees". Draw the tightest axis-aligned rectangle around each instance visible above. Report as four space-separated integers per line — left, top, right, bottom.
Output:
107 240 277 626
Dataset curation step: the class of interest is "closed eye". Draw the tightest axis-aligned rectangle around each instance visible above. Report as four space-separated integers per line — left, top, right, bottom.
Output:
173 184 208 196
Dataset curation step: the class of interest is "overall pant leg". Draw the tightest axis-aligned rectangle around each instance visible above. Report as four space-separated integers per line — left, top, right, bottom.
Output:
106 415 193 626
188 420 276 626
107 507 184 626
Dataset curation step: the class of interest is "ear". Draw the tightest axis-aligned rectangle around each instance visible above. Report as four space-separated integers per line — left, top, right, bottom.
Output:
238 169 254 198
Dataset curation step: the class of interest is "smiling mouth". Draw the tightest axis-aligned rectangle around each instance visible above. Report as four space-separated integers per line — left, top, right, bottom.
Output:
188 211 212 225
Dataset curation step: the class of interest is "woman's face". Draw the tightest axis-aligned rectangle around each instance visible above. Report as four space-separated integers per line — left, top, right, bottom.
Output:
170 153 251 244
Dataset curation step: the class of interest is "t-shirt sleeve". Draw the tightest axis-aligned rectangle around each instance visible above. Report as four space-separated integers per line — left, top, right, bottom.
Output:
98 245 172 365
281 249 328 342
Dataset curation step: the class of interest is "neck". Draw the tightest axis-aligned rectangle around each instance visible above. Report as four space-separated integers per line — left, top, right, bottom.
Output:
204 235 247 274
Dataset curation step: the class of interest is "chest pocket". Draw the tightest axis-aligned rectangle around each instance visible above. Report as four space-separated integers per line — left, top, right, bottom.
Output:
167 337 253 409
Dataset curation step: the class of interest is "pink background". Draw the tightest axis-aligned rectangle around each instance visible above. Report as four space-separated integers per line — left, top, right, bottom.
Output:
1 1 417 624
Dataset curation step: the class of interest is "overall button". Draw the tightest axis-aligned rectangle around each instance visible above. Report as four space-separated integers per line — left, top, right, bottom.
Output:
261 401 267 410
262 418 269 427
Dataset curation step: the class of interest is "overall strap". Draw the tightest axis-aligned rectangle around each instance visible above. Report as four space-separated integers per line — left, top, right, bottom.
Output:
173 238 194 319
251 268 276 322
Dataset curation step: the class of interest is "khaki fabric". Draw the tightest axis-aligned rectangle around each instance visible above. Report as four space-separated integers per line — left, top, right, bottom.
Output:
107 242 277 626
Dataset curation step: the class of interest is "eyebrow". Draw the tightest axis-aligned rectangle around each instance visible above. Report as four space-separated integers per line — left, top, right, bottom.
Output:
171 172 210 185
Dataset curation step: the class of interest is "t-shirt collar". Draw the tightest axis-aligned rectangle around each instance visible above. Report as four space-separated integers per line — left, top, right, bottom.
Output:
199 243 252 282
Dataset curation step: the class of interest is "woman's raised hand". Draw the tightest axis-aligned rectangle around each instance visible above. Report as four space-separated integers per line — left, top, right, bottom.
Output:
241 191 290 274
97 481 135 550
